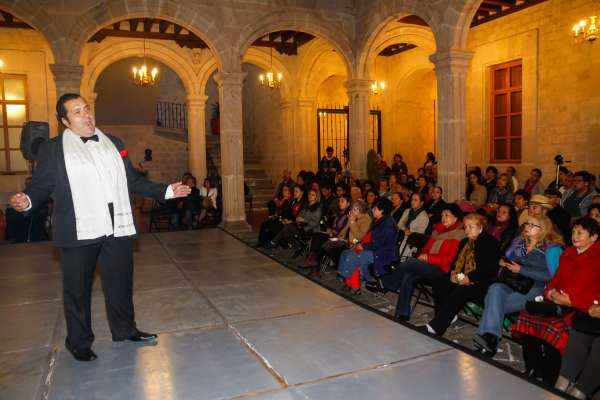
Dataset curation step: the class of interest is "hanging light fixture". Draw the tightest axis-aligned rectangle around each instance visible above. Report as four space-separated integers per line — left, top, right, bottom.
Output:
132 39 159 86
258 47 282 89
572 15 598 42
371 56 386 95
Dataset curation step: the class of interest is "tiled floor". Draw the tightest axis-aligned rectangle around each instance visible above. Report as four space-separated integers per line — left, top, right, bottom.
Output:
0 229 562 400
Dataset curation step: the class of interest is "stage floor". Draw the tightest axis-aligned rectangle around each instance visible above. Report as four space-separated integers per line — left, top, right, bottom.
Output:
0 229 560 400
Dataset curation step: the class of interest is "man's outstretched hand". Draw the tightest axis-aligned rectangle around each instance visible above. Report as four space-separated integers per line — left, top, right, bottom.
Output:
171 182 192 198
10 192 30 212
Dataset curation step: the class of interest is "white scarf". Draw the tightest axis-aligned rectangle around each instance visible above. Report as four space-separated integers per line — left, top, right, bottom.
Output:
62 128 136 240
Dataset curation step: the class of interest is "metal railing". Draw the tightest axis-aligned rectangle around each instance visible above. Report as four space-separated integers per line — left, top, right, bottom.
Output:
156 101 187 130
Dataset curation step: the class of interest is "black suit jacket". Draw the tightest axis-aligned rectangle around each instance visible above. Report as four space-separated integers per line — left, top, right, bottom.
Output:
25 134 168 248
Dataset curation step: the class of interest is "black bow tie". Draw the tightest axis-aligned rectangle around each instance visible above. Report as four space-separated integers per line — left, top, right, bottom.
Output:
81 135 99 143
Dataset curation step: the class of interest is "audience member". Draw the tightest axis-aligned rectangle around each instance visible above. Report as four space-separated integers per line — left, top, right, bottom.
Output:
486 203 519 253
338 198 397 293
514 189 530 220
423 152 437 181
398 192 429 238
257 185 302 247
423 213 501 336
518 194 551 226
333 199 372 265
466 171 487 207
547 166 570 192
391 153 408 176
487 173 514 205
473 215 564 357
390 192 406 224
588 204 600 225
562 171 597 219
350 184 363 202
378 204 465 320
513 217 600 385
270 188 321 253
426 186 446 229
318 147 342 184
378 178 391 199
506 166 519 193
365 189 379 211
484 166 499 197
197 178 218 225
545 188 572 246
520 168 544 196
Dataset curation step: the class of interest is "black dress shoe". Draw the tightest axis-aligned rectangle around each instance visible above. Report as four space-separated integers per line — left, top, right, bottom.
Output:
127 330 158 342
365 281 388 294
65 341 97 362
473 333 498 357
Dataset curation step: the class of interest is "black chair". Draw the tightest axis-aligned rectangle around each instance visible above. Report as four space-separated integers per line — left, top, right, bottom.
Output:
149 200 171 232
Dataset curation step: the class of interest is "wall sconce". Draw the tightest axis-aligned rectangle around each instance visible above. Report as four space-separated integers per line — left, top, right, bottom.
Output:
572 15 598 42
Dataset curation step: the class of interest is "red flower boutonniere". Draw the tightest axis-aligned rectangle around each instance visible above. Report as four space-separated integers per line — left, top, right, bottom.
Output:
119 149 129 158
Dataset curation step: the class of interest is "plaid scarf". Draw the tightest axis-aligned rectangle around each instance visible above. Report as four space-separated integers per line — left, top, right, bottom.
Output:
453 239 476 275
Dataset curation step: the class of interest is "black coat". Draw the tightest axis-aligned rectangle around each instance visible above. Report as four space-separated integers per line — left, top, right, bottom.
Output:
25 134 168 248
453 231 501 285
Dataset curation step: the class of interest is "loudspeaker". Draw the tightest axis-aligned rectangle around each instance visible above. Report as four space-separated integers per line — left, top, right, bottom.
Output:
20 121 49 161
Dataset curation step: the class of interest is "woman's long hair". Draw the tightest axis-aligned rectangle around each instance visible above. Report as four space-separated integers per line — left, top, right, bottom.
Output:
522 214 564 248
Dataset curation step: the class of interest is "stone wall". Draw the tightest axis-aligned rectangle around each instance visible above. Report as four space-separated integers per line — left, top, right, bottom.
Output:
466 0 600 182
242 63 285 180
99 125 188 184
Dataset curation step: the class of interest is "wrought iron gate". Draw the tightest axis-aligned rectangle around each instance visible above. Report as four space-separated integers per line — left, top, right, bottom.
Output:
316 107 382 165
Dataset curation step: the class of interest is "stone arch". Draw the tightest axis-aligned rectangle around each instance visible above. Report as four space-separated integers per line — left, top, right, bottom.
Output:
356 11 437 79
81 39 199 100
297 39 349 99
0 2 60 63
242 48 293 99
64 0 229 70
439 0 483 50
236 9 354 78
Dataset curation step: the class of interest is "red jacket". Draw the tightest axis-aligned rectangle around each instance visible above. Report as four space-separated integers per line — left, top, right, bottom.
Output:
420 221 464 273
544 242 600 311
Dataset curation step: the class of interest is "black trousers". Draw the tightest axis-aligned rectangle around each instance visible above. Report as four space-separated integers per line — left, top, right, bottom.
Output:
429 276 489 335
522 335 562 385
60 236 137 349
560 329 600 395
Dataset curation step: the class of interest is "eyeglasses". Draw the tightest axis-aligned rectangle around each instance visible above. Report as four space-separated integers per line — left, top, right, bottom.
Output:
524 222 542 229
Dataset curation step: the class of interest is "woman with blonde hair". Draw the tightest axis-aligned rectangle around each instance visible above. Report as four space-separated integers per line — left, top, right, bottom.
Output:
421 213 501 336
473 214 564 357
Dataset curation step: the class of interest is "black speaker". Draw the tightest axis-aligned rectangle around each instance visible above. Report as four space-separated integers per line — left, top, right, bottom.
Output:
20 121 49 161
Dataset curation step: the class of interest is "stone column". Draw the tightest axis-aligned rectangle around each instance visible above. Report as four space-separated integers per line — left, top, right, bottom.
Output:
88 92 98 116
213 72 248 227
50 64 84 97
345 79 371 179
186 95 208 181
297 97 316 171
430 49 473 202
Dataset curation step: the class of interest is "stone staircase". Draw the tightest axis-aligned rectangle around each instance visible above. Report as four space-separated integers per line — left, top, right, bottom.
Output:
205 135 274 212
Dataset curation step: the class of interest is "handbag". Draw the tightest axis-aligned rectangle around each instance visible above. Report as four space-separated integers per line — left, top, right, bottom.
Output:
525 300 572 317
498 268 534 294
572 311 600 335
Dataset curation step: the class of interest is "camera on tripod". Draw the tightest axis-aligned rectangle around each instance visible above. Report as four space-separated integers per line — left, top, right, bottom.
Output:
554 154 565 165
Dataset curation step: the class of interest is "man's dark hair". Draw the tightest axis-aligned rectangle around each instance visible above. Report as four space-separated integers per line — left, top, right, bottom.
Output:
514 189 531 202
532 168 542 177
559 166 570 175
486 166 498 175
56 93 82 123
573 170 592 183
572 216 600 238
326 146 334 153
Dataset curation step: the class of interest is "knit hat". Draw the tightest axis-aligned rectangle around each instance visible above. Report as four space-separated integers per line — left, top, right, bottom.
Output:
529 194 552 209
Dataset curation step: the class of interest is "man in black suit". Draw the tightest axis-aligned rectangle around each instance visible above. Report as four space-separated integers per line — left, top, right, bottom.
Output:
10 93 191 361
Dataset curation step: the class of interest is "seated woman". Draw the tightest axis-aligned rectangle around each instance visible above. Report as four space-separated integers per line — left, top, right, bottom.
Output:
390 192 406 224
422 213 501 336
473 214 564 357
555 302 600 400
512 217 600 385
486 203 519 253
256 184 297 247
377 203 465 321
425 186 446 230
270 188 321 252
302 195 350 275
365 189 379 212
397 192 430 257
325 200 372 266
198 178 219 224
338 198 397 294
466 172 488 208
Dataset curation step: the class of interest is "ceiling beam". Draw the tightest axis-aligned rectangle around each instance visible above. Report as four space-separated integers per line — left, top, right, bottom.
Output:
397 15 429 26
89 29 207 48
472 0 549 27
379 43 417 57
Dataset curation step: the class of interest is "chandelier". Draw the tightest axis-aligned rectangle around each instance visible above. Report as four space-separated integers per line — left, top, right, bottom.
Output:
371 57 386 95
132 39 159 86
572 15 598 42
258 47 282 89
